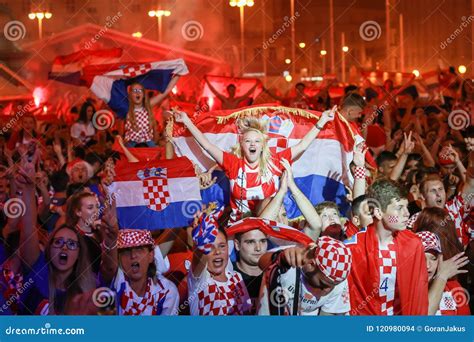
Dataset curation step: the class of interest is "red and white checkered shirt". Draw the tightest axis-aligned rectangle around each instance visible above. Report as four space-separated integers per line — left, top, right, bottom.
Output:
378 243 400 315
188 269 251 316
125 107 154 143
220 149 292 222
445 193 472 247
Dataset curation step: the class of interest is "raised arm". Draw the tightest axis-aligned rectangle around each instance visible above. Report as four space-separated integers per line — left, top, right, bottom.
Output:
281 159 322 240
19 179 40 270
99 187 119 284
390 131 415 181
259 171 288 221
204 77 227 103
291 105 336 159
150 75 181 107
352 143 367 199
428 253 468 315
173 110 223 165
116 135 139 162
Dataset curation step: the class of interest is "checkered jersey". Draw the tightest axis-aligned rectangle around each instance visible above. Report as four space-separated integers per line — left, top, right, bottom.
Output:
220 149 292 222
125 107 154 143
446 193 472 247
114 269 178 316
188 269 251 316
378 243 399 316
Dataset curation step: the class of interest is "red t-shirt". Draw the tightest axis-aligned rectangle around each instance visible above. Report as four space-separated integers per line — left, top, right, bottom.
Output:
220 149 292 222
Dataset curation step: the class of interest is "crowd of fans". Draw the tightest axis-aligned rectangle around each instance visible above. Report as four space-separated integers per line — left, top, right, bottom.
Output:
0 67 472 315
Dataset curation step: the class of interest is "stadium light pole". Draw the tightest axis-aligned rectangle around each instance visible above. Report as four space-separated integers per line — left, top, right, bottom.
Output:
148 9 171 42
230 0 255 75
28 11 52 40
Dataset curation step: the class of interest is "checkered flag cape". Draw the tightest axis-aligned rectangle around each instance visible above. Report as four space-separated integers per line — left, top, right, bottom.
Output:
192 204 224 254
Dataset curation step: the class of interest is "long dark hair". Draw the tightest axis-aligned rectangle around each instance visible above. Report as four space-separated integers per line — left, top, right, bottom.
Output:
45 225 95 314
78 102 95 123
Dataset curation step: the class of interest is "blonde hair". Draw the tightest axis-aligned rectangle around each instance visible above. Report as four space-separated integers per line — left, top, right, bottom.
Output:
126 83 157 138
232 117 279 181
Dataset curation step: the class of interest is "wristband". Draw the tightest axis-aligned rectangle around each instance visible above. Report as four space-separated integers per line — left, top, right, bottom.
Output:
101 240 117 251
353 166 366 180
315 122 325 130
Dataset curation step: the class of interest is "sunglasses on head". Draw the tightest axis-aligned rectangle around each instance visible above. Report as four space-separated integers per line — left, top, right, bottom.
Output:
52 237 80 251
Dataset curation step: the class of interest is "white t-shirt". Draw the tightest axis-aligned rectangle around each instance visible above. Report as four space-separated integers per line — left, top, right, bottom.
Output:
258 267 351 315
112 268 179 316
188 268 251 316
70 122 95 144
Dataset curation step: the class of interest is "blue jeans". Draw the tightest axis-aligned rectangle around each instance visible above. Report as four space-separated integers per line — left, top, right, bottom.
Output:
126 141 156 147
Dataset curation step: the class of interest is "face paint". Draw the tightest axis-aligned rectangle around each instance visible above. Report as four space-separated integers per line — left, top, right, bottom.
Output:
387 215 399 224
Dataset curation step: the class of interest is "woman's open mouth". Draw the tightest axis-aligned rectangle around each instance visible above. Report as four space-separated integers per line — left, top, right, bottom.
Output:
59 252 68 265
249 147 257 154
131 262 140 273
212 258 224 268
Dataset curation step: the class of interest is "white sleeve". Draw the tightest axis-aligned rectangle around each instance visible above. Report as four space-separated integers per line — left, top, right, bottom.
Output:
157 275 180 316
187 268 210 316
320 280 351 315
154 245 170 274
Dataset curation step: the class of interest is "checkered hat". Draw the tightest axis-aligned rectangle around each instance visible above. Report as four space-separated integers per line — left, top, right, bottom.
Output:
314 236 352 283
117 229 154 249
416 231 442 255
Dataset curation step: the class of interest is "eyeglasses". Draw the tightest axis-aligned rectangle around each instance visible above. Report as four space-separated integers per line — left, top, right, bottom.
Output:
52 237 80 250
131 88 144 94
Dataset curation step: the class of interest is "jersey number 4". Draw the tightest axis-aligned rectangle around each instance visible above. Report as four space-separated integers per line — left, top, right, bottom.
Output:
380 277 389 292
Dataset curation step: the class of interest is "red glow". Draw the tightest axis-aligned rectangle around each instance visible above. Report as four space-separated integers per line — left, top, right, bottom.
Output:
33 87 47 108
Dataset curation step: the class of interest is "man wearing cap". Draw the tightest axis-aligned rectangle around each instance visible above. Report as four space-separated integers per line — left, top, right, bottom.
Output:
416 231 470 315
104 229 179 315
257 236 352 316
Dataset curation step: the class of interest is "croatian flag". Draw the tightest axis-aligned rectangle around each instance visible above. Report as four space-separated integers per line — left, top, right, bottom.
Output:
172 105 357 218
48 48 123 86
109 157 201 230
82 59 189 118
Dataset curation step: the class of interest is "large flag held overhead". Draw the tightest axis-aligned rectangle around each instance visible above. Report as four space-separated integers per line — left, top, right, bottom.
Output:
109 157 202 230
83 59 189 118
171 105 357 218
48 48 123 86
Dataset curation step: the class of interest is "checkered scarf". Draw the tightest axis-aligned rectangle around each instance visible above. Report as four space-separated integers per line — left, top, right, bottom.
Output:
416 231 442 254
192 205 224 255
